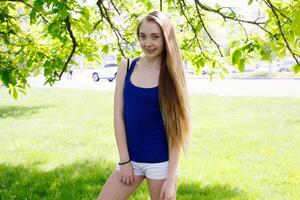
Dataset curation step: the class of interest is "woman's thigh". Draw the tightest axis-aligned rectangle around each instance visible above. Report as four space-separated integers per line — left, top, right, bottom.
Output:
146 176 178 200
97 170 145 200
146 178 165 200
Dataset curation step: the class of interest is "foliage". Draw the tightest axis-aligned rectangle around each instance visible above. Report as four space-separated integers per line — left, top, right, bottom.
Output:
0 0 299 98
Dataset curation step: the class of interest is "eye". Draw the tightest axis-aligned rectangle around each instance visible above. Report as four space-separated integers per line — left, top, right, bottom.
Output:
152 35 159 40
139 34 146 39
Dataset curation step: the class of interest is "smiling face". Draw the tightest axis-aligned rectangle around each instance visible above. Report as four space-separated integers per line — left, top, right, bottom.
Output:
138 20 164 59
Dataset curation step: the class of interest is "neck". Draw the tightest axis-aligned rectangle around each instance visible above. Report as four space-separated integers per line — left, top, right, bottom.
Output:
141 55 162 69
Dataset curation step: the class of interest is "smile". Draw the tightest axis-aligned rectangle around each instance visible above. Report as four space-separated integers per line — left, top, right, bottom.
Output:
146 49 156 54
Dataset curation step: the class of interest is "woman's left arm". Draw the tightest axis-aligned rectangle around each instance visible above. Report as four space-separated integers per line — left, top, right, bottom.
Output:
167 147 180 181
160 147 180 199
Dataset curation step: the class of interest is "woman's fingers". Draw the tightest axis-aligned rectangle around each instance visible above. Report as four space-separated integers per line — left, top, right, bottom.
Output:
119 167 134 184
127 174 134 185
121 175 134 185
160 191 164 199
122 176 126 184
129 175 134 184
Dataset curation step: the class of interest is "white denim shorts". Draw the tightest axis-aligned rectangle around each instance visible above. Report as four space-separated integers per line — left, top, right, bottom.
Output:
116 161 169 180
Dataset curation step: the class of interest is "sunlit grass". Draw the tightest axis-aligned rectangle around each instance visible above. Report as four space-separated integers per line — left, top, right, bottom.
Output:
0 88 299 200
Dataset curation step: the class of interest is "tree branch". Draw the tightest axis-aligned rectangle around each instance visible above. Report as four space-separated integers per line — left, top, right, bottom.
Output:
44 16 78 85
263 0 292 23
177 0 203 51
93 16 103 30
194 0 223 57
264 0 299 65
0 0 50 24
0 8 20 19
221 7 249 41
96 0 134 58
194 0 266 25
109 0 120 15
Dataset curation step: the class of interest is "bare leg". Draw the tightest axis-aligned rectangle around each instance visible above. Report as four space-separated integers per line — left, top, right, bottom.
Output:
97 170 145 200
146 176 178 200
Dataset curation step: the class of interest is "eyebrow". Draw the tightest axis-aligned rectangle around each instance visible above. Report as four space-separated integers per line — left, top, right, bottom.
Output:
139 32 160 35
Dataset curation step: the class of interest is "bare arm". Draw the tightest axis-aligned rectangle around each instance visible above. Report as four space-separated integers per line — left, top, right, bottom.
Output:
167 147 180 181
160 147 180 199
114 59 130 162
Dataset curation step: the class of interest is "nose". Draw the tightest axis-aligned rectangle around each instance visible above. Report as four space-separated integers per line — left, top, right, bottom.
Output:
145 38 153 47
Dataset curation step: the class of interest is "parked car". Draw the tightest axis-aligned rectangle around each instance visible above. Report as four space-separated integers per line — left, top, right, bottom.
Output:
224 65 239 73
270 57 295 72
278 58 295 72
92 63 117 82
201 65 238 75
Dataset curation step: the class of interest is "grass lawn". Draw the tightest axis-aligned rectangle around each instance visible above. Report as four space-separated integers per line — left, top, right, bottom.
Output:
0 88 299 200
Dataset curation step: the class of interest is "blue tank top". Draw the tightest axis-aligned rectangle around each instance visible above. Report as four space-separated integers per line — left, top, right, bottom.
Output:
123 57 169 163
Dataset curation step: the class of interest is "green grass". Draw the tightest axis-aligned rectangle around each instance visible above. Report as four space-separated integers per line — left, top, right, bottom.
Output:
0 88 299 200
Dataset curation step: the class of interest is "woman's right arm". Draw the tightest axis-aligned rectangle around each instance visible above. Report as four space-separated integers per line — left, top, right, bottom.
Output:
113 59 134 185
114 59 130 162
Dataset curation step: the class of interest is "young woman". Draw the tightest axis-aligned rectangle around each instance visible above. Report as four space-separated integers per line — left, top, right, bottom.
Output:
98 11 191 200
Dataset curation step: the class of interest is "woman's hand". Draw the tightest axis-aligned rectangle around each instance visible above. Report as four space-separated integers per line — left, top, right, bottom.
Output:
160 178 176 200
118 162 135 185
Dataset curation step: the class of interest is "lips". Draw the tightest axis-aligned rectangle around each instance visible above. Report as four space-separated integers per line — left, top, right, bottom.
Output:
145 49 156 54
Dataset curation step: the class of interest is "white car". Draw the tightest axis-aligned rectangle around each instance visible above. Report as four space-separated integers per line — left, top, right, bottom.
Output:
92 63 118 82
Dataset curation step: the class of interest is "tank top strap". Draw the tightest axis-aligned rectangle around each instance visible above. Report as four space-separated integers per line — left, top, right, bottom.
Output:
126 57 140 80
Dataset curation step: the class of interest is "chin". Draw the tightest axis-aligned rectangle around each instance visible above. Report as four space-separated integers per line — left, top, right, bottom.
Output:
144 52 162 59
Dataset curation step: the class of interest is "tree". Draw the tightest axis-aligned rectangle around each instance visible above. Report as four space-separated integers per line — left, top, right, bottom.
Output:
0 0 299 98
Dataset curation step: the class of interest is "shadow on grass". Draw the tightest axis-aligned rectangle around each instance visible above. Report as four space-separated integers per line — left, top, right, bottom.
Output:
0 160 148 200
0 105 53 119
0 161 249 200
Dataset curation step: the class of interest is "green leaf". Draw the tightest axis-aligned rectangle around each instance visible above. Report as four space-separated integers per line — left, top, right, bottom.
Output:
248 0 253 5
16 84 26 90
0 12 5 22
198 57 205 67
232 49 242 65
102 45 109 54
18 88 27 96
117 56 122 64
1 69 11 86
292 64 300 74
291 11 300 34
48 21 61 37
83 22 93 33
8 29 16 35
30 9 37 24
7 3 16 9
215 4 221 10
13 87 18 99
57 2 68 19
260 48 271 61
34 0 43 11
8 84 18 99
238 58 245 71
146 2 152 11
228 12 236 18
212 60 216 68
44 60 52 76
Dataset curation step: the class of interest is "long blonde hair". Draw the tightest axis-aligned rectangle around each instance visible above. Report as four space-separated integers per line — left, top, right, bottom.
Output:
136 11 191 154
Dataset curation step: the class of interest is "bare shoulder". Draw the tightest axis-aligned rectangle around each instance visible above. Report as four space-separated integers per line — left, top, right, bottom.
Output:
115 58 134 98
117 58 134 74
116 58 134 84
